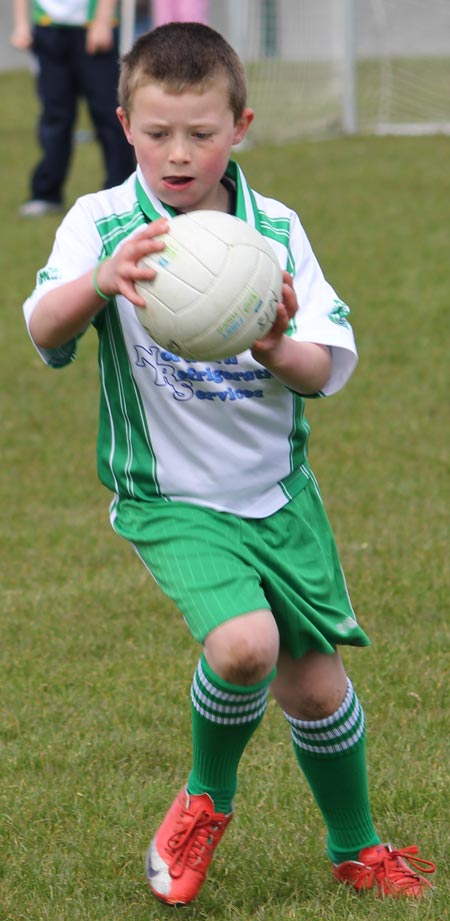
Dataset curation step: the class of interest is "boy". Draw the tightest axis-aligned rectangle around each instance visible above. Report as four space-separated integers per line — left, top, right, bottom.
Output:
10 0 135 216
23 22 435 907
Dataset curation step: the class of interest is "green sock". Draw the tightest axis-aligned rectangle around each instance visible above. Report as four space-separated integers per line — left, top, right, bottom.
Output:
188 654 273 814
285 678 381 863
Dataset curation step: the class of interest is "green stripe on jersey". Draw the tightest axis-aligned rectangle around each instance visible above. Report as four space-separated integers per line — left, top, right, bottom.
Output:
243 177 297 334
96 306 163 500
32 1 114 25
93 203 163 500
96 203 146 255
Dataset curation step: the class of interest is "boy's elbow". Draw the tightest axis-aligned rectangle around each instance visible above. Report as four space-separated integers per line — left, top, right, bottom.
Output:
307 344 332 393
29 319 50 349
28 317 60 350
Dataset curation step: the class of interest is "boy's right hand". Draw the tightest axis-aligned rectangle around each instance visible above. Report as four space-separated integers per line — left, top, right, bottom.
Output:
94 218 169 307
10 24 33 50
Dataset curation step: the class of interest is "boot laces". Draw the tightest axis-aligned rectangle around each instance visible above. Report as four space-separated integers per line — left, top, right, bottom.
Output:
361 845 435 893
167 805 226 879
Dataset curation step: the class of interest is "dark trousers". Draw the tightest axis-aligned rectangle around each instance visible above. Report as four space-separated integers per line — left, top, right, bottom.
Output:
30 25 135 204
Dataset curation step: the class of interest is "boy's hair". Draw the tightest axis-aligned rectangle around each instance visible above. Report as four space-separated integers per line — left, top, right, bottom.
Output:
118 22 247 121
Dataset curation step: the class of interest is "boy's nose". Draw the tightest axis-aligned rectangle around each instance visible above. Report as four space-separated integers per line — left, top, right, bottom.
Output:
168 140 191 164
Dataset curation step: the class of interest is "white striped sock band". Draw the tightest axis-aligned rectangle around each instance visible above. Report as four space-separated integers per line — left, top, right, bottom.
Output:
284 679 365 756
191 658 269 726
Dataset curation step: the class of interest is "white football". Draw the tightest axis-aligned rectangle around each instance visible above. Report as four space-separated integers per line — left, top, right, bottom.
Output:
134 210 282 360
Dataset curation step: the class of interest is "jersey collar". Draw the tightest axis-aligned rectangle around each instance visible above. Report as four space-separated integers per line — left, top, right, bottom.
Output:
135 159 261 228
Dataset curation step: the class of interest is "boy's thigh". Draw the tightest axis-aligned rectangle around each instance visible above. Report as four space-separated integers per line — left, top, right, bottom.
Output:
111 482 370 656
112 499 268 642
253 478 370 657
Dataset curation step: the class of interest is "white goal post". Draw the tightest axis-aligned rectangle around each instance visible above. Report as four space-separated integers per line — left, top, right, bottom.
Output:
120 0 450 143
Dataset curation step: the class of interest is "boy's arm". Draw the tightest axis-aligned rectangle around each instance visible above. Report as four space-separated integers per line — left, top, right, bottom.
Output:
86 0 118 53
29 269 110 348
10 0 32 49
255 210 358 396
251 274 332 395
254 339 332 396
29 218 169 349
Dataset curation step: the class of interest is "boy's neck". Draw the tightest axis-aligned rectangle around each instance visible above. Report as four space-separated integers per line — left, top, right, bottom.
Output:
172 177 236 217
220 174 236 214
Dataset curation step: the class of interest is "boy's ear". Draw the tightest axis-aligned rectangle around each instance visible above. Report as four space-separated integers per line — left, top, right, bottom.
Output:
233 108 254 145
116 107 133 144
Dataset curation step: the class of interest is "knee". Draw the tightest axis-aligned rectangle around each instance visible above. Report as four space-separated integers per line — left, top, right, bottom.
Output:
271 649 348 719
292 685 346 720
204 610 279 686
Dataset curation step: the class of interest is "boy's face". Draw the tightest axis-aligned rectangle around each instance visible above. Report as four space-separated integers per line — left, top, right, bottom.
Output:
117 80 253 213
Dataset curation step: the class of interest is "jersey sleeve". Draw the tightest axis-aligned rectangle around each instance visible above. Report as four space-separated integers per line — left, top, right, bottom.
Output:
288 212 358 396
23 197 104 368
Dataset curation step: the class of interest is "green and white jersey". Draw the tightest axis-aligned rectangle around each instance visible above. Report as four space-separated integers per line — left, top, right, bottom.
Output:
32 1 117 27
23 161 357 517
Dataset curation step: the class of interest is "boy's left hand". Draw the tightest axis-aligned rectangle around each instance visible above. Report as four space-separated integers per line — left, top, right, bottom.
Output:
86 21 114 54
251 272 298 356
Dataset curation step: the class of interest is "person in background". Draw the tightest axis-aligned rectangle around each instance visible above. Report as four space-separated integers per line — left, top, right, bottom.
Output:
134 0 152 36
151 0 208 26
10 0 136 217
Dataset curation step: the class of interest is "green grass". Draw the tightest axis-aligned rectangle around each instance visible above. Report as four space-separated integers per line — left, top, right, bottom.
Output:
1 71 449 920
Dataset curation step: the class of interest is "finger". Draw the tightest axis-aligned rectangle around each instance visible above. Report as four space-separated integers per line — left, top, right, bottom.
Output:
281 281 298 317
135 236 167 259
130 220 169 249
252 307 287 350
272 304 290 332
147 217 170 237
282 270 294 287
133 264 158 283
122 280 148 307
120 234 166 266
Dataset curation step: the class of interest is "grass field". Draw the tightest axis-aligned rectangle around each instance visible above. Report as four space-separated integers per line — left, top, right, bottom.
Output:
1 71 449 920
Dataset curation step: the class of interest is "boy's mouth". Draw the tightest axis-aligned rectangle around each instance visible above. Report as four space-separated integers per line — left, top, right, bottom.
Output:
163 175 194 189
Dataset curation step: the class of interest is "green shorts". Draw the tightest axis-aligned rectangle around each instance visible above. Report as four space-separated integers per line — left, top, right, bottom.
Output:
110 477 370 658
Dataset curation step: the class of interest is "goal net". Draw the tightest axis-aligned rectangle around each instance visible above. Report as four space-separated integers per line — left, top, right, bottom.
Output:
355 0 450 136
212 0 348 144
120 0 450 143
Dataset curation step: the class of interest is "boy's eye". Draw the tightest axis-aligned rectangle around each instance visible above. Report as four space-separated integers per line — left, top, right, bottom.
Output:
148 130 167 139
193 132 213 140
